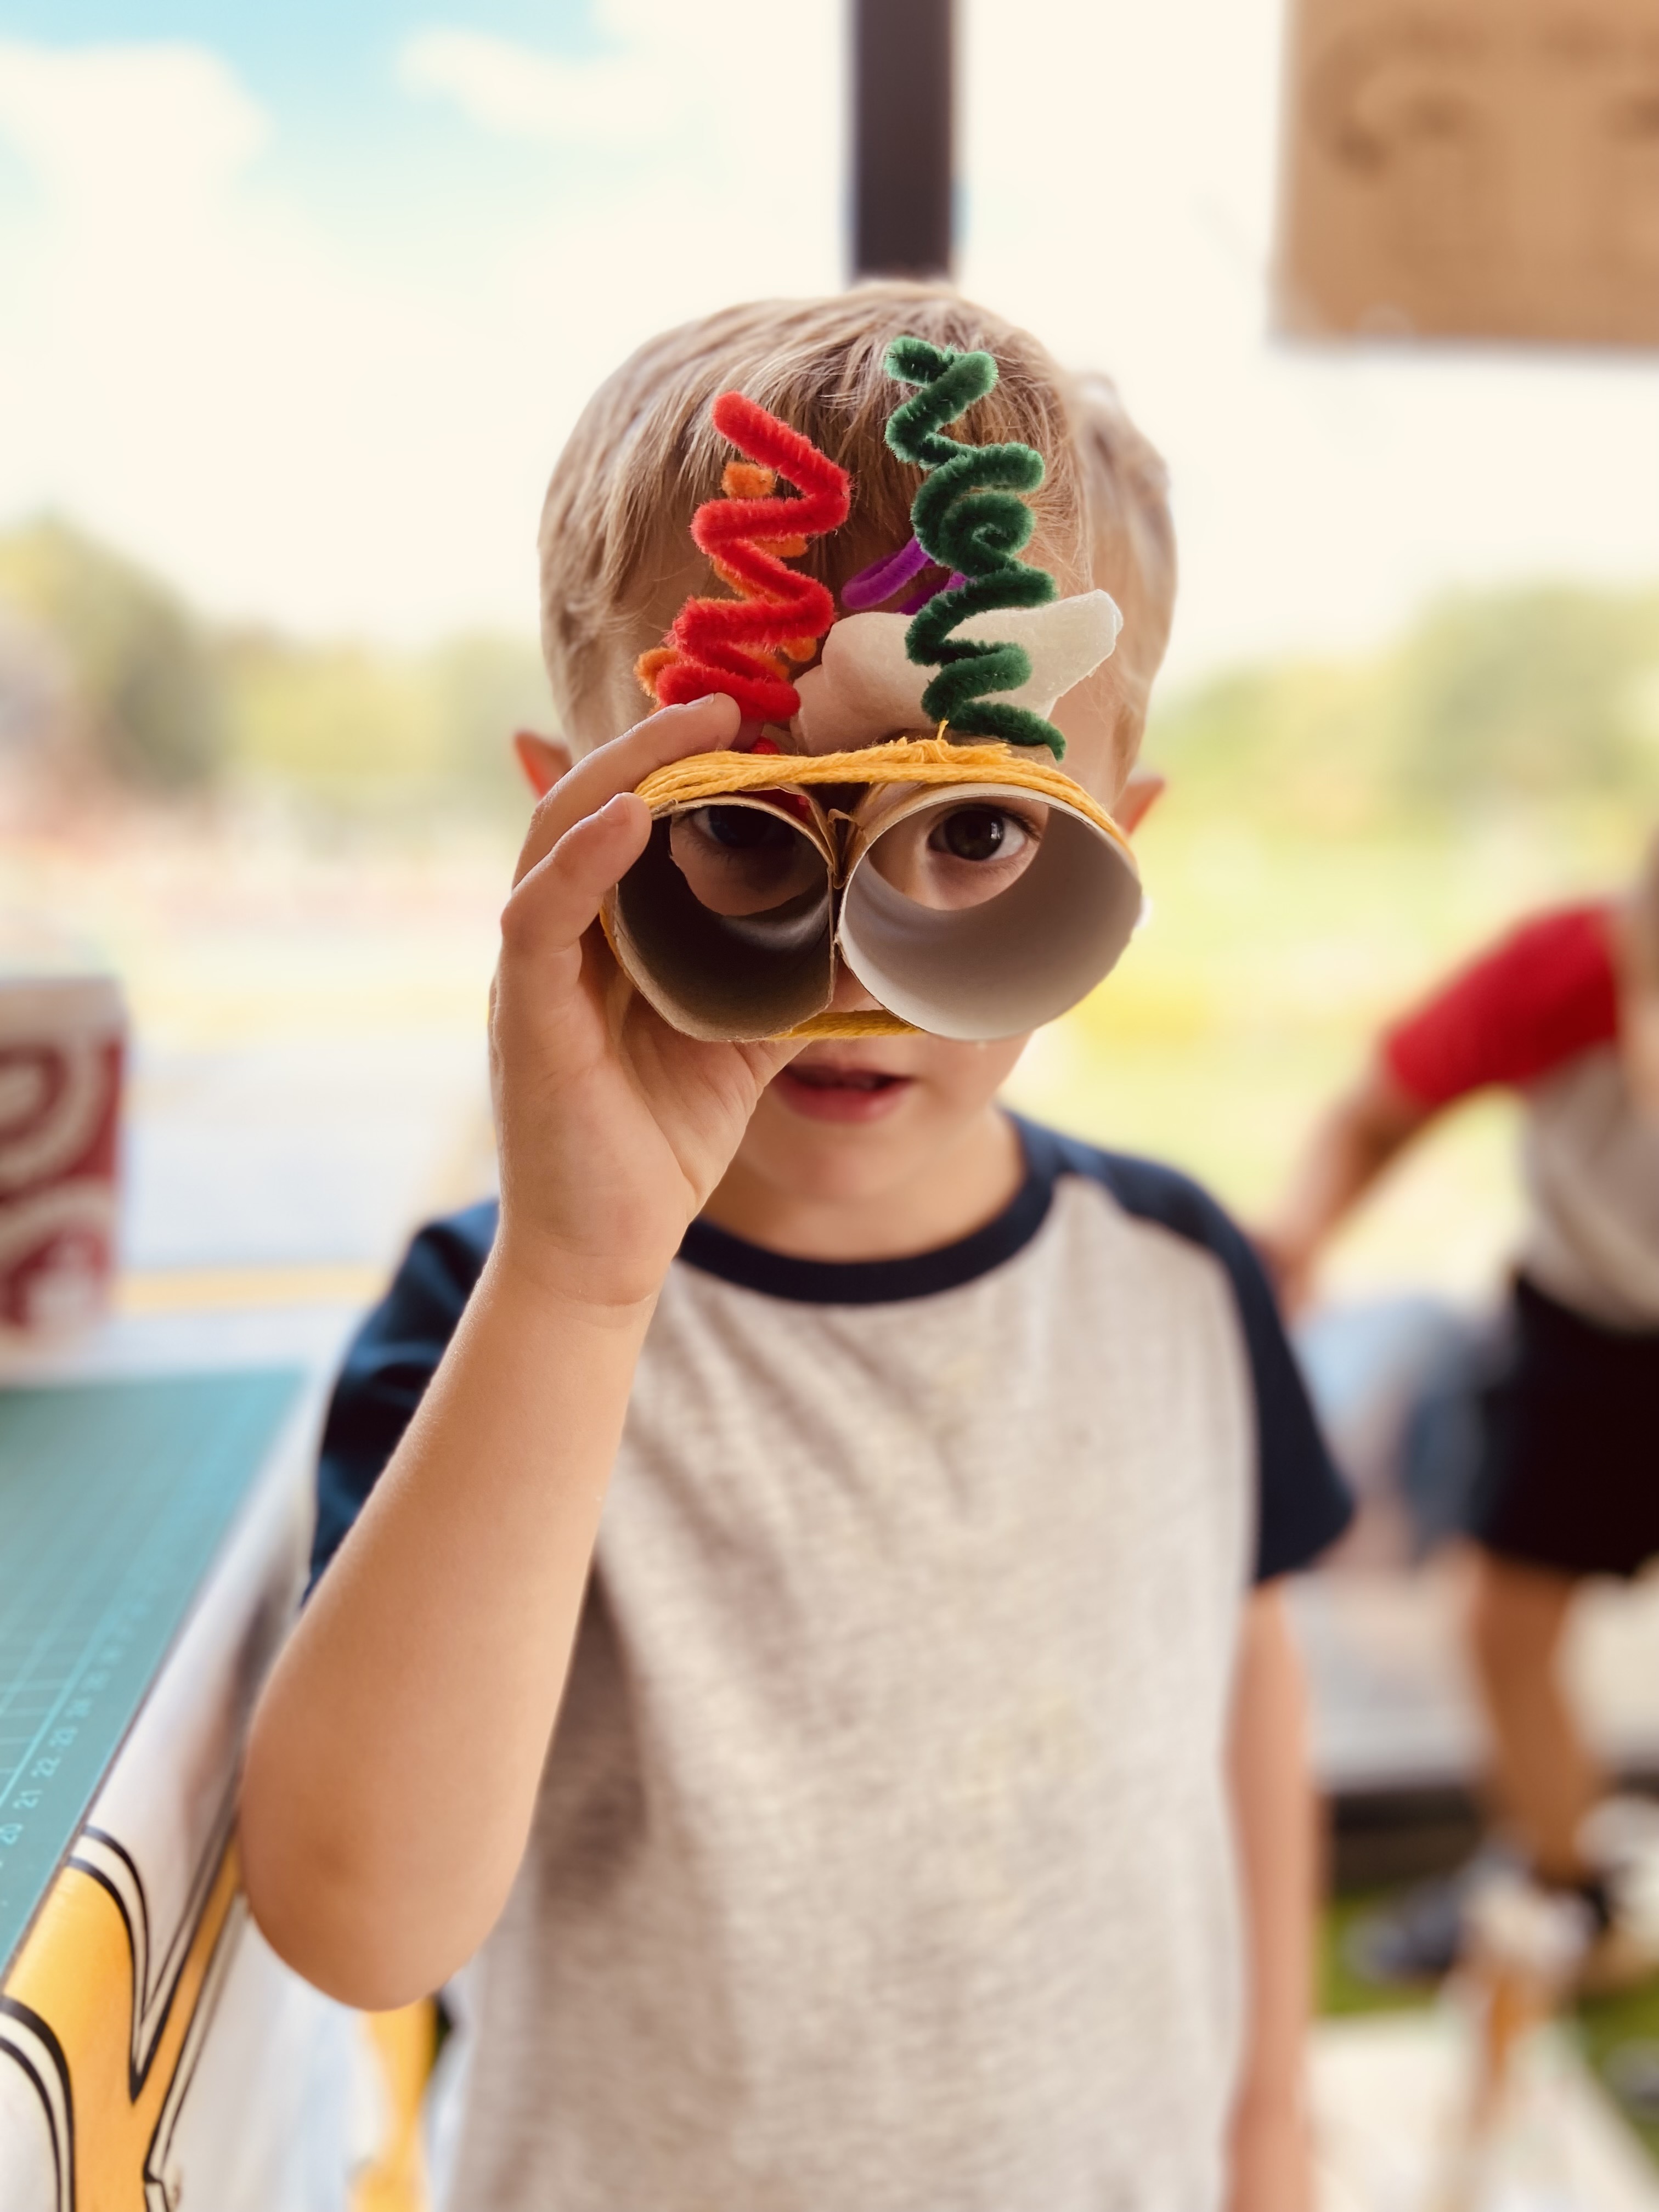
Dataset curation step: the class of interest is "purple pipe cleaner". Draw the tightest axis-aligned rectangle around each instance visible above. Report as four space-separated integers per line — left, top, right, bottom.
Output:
896 569 968 614
841 536 966 616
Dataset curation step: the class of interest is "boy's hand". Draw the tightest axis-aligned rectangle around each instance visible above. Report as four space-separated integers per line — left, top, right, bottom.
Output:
492 693 797 1312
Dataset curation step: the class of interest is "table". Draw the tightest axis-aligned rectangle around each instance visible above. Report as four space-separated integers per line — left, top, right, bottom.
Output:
0 1318 430 2212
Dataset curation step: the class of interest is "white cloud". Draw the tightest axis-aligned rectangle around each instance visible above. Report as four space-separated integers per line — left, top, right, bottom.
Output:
0 15 844 642
398 27 670 144
0 38 267 216
397 1 839 152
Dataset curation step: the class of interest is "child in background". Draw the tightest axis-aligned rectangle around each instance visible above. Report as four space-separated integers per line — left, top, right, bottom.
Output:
240 286 1351 2211
1259 836 1659 1984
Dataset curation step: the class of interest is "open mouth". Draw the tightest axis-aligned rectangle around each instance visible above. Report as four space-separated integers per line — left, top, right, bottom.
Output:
785 1065 905 1093
774 1059 915 1121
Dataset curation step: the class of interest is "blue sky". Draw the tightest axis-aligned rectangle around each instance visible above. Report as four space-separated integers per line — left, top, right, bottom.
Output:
0 0 718 275
0 1 846 640
0 0 606 125
0 0 619 264
3 0 1658 686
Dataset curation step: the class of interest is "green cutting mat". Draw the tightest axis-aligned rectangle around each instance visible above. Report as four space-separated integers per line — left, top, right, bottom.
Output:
0 1369 303 1974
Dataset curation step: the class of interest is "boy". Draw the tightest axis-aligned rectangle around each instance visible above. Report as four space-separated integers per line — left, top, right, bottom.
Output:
1259 839 1659 1982
241 287 1351 2210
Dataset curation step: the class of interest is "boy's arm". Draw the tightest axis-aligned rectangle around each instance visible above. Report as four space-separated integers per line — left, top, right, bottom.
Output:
1260 904 1626 1311
1226 1582 1318 2212
240 694 796 2011
1254 1062 1430 1312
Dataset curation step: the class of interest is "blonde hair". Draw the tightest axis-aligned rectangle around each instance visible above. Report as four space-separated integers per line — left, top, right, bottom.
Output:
538 284 1175 752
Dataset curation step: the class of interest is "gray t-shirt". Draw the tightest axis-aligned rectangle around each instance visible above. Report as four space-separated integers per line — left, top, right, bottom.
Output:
314 1120 1348 2211
1522 1045 1659 1329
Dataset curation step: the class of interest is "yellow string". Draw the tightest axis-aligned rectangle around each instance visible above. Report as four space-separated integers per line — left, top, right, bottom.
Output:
783 1009 917 1039
631 733 1130 856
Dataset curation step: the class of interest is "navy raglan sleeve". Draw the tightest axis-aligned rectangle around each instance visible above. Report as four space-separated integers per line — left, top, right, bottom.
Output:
1065 1141 1354 1582
1215 1211 1355 1581
309 1198 499 1589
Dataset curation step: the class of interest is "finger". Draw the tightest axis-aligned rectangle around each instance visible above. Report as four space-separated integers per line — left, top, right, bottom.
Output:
744 1034 808 1085
512 694 741 888
513 730 572 798
501 792 651 967
519 693 740 878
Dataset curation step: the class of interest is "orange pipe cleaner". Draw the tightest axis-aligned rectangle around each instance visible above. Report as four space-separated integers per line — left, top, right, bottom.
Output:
637 392 850 724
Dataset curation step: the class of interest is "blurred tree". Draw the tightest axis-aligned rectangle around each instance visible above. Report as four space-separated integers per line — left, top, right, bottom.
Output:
428 634 555 808
1148 584 1659 831
1143 660 1386 831
0 517 228 793
1396 588 1659 805
220 630 552 814
224 635 445 791
9 515 1652 840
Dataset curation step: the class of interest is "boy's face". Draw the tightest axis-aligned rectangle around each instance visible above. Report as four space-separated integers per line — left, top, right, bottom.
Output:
558 539 1158 1207
737 1023 1031 1207
1048 662 1147 812
1040 553 1159 812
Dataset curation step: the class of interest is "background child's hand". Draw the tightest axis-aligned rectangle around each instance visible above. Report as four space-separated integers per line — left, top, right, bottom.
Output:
1248 1226 1317 1319
491 692 797 1311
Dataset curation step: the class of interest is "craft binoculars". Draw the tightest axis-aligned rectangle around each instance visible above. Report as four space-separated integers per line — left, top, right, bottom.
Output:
601 738 1142 1042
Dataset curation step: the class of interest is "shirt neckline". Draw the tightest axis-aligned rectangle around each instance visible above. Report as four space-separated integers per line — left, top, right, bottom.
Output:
675 1116 1056 1306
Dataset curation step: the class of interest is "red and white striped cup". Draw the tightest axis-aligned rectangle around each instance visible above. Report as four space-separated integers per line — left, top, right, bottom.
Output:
0 973 125 1332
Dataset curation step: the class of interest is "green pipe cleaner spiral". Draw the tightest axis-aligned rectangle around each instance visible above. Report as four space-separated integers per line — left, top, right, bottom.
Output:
883 335 1063 756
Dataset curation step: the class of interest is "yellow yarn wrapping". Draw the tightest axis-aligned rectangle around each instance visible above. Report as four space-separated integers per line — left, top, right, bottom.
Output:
785 1009 918 1038
632 734 1130 861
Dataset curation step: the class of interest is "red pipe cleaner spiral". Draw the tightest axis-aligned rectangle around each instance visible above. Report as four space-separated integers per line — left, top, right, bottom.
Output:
637 392 851 724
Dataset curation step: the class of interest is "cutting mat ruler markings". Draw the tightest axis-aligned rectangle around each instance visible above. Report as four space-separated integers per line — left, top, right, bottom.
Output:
0 1368 304 1969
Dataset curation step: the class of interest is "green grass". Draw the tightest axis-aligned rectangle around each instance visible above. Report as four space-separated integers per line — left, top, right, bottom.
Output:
1319 1892 1439 2021
1575 1979 1659 2163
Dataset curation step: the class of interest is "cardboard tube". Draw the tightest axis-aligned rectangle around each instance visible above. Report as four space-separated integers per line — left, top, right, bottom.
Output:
839 783 1143 1040
607 740 1141 1042
606 800 837 1042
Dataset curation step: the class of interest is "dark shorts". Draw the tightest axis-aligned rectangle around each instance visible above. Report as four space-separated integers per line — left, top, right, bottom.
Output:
1471 1274 1659 1580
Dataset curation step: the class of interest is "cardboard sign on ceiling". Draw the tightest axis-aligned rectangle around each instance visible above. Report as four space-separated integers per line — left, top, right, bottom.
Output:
1276 0 1659 347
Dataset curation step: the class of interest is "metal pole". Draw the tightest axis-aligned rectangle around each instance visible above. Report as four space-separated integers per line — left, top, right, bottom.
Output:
850 0 955 281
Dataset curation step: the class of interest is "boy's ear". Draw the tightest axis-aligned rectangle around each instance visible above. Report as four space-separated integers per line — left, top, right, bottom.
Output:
514 729 573 798
1114 770 1165 836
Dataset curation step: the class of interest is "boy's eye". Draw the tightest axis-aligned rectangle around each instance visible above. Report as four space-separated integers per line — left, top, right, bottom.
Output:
669 805 825 920
697 806 799 854
930 806 1026 864
866 797 1048 912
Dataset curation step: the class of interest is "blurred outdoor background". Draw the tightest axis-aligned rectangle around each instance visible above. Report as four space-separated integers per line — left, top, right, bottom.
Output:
7 514 1658 1305
5 0 1658 1314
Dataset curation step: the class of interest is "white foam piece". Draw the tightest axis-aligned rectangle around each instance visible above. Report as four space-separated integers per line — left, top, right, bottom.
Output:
793 590 1122 753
